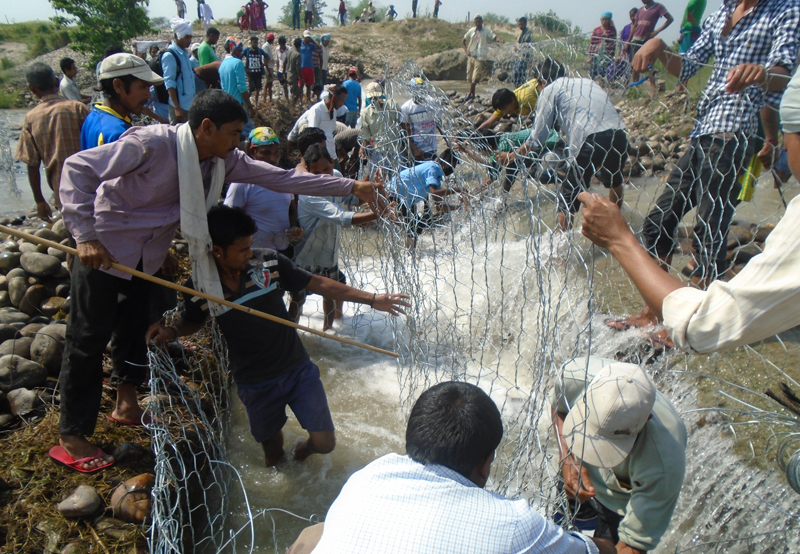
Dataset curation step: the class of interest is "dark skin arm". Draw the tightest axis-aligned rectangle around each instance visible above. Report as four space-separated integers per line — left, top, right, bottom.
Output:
27 164 52 222
146 316 207 345
758 104 780 171
578 192 684 321
305 275 410 315
553 406 644 554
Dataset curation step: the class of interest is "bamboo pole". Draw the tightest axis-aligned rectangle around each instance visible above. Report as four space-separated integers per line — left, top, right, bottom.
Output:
0 224 399 358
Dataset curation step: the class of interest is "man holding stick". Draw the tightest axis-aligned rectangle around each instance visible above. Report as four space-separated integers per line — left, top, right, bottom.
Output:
50 89 384 473
147 206 409 466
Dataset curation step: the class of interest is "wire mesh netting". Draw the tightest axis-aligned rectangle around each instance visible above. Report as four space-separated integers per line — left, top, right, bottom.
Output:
145 34 800 553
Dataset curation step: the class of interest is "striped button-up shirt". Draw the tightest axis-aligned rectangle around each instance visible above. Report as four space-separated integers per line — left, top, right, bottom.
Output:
679 0 800 139
313 453 598 554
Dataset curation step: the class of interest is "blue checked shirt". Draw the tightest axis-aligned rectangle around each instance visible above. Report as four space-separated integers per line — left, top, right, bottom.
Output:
312 453 598 554
679 0 800 138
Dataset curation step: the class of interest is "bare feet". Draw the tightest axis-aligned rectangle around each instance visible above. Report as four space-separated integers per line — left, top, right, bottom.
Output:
262 431 286 467
112 383 146 425
646 328 675 349
59 435 115 470
294 438 313 462
606 306 658 331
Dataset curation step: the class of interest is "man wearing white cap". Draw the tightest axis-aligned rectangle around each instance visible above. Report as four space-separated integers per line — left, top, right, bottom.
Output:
359 81 401 178
551 358 687 554
81 54 165 149
163 18 197 124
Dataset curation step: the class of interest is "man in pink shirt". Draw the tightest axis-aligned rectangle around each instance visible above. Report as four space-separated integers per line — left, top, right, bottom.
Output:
51 90 381 473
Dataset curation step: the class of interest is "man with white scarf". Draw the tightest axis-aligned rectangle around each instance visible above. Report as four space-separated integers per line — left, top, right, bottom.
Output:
50 90 385 473
163 18 196 124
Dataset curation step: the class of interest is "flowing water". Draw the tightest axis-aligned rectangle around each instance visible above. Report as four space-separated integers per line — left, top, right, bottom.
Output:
2 104 799 553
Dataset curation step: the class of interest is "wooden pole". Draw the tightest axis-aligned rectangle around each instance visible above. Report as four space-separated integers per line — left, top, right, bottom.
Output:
0 224 399 359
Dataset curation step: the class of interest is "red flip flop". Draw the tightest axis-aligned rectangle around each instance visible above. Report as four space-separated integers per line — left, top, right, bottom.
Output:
107 416 146 427
49 445 115 474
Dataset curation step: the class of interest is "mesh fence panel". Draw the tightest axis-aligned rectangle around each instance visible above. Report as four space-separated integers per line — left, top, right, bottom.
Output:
145 34 800 553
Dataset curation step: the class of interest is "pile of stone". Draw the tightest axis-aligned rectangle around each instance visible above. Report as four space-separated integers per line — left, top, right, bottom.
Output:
675 220 776 276
0 214 71 428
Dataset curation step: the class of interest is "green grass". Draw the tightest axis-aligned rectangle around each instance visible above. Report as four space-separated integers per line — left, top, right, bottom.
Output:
0 89 23 108
341 43 365 56
0 57 15 70
0 21 71 60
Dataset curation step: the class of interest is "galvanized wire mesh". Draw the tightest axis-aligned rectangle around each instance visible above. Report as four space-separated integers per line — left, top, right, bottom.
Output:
144 33 800 553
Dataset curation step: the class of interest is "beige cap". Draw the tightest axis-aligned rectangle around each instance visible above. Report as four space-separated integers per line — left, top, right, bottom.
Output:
98 53 164 84
365 82 383 98
303 30 311 38
562 362 656 468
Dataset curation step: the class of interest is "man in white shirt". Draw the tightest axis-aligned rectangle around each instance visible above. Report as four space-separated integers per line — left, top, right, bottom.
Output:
462 14 504 101
302 85 349 160
287 381 615 554
575 68 800 354
199 0 214 33
59 57 90 104
400 78 438 161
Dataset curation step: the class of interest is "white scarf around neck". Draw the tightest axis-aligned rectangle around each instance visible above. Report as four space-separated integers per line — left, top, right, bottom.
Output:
177 123 229 316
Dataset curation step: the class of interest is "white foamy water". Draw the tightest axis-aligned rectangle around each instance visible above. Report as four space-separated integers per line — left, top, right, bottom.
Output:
225 174 800 553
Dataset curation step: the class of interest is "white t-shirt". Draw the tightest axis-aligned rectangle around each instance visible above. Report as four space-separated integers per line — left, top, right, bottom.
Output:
305 0 314 11
400 99 437 154
306 100 339 159
274 46 287 72
463 26 497 60
200 3 214 23
59 75 82 102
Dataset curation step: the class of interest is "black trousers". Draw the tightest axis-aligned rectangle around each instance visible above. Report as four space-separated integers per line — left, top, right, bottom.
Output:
58 258 150 436
558 129 628 215
642 133 751 279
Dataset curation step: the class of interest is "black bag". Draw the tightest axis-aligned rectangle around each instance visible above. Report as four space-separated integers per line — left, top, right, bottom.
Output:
149 49 181 104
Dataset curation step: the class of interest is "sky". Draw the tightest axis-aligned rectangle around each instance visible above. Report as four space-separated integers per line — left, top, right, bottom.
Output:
3 0 722 45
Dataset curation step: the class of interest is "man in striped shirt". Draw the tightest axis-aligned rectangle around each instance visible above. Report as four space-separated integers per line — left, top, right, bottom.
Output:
577 68 800 355
606 0 800 336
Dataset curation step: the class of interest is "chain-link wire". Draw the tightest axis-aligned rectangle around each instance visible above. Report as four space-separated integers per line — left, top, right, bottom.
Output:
143 34 799 553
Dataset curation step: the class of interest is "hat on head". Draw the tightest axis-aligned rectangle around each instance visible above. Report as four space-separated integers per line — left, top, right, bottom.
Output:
601 11 613 18
365 82 384 98
321 34 331 41
562 362 656 468
170 17 194 39
249 127 280 146
474 13 482 20
266 32 276 40
348 67 358 75
224 37 243 53
190 42 201 52
98 53 164 84
303 30 311 38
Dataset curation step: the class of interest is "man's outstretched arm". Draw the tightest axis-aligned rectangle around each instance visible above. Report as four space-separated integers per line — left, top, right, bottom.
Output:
577 191 684 321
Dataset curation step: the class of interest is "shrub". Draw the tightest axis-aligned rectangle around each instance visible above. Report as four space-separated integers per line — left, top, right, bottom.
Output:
50 0 153 65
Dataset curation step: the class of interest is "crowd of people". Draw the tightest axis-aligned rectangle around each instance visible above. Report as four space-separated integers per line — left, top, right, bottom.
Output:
10 0 800 552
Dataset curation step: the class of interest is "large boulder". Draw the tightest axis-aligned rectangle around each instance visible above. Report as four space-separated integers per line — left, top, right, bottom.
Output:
7 387 43 416
18 323 45 339
0 355 47 392
57 485 103 518
39 297 65 318
0 336 33 358
0 308 31 326
0 252 21 272
20 253 63 278
7 277 27 307
110 474 155 524
30 324 66 373
420 48 468 81
50 219 71 241
19 285 47 316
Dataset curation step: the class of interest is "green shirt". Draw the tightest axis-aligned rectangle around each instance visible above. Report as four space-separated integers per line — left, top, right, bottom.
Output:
551 357 687 552
197 41 217 65
680 0 706 32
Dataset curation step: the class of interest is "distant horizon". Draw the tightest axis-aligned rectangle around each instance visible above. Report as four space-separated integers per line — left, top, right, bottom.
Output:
4 0 720 45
